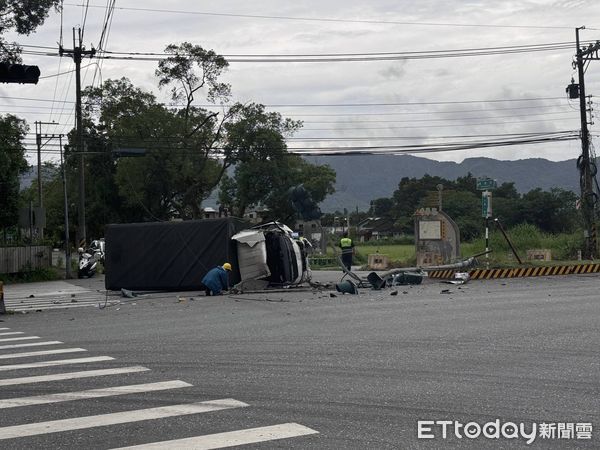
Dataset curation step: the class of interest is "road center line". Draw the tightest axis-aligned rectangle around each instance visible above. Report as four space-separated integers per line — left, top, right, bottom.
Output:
0 341 63 350
0 348 87 360
0 366 149 386
0 399 249 440
0 356 114 371
112 423 319 449
0 380 192 409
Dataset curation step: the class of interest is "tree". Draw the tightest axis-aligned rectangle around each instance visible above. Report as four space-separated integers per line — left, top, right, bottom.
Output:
518 188 578 233
220 152 336 221
1 0 60 62
0 115 28 230
80 46 311 222
370 198 394 217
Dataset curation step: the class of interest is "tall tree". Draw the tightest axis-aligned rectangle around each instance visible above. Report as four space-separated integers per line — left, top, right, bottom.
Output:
0 0 60 62
0 115 28 229
220 153 335 221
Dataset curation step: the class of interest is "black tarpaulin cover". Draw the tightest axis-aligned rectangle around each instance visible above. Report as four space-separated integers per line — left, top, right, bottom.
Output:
105 218 247 291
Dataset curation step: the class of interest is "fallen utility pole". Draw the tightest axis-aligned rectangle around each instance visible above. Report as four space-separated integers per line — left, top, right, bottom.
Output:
571 27 600 259
59 28 95 247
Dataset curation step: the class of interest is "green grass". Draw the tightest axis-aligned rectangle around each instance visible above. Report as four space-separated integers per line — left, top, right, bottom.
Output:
325 244 416 267
463 224 585 265
355 244 415 264
319 224 587 269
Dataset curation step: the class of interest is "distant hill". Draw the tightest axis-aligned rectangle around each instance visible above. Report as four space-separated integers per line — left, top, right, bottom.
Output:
304 155 579 212
22 155 580 213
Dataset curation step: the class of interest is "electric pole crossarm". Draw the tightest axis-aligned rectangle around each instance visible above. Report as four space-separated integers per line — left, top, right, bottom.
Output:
580 41 600 58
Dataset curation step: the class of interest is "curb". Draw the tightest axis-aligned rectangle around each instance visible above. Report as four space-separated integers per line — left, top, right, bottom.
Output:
428 263 600 280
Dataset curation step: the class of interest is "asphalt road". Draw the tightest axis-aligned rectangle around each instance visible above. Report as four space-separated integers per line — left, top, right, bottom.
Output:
0 272 598 449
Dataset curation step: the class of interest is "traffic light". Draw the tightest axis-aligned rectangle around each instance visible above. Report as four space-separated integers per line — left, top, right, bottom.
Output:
0 63 41 84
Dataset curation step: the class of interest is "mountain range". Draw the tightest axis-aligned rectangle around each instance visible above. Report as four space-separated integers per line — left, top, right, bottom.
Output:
305 155 579 212
21 155 580 213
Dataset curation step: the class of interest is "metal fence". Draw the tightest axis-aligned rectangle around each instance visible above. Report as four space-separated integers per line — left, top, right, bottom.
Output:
0 246 51 274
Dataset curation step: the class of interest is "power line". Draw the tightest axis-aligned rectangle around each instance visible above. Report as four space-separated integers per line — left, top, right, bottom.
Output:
96 43 582 63
19 38 600 65
286 130 580 141
0 95 569 107
299 117 580 130
282 104 574 117
62 3 577 30
298 112 577 124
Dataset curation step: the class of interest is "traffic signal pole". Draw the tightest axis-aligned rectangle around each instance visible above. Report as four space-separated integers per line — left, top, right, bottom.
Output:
59 28 95 247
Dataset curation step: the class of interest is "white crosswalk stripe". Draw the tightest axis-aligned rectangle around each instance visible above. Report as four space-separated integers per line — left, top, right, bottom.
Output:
0 355 114 371
0 332 24 336
0 366 150 386
0 329 319 448
112 423 320 449
0 336 40 342
0 348 86 360
0 340 63 350
0 399 249 440
0 380 192 409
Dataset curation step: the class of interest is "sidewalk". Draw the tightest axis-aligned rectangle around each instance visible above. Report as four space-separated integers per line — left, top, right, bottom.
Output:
2 279 106 313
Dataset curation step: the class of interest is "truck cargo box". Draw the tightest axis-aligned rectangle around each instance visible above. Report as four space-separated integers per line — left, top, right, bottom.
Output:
105 218 247 291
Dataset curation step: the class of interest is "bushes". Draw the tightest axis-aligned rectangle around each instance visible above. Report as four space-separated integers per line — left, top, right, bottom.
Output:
467 223 584 263
0 267 62 284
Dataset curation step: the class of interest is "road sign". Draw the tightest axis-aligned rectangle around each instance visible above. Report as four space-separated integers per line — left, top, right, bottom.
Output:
476 178 497 191
482 191 492 218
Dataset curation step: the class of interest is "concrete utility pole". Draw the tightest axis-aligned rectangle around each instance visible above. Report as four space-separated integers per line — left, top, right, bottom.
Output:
572 27 600 259
34 121 57 240
37 133 71 278
59 28 95 247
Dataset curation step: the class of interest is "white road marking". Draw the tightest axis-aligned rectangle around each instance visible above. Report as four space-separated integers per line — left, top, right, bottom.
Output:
0 366 149 386
0 399 248 440
0 348 87 360
0 380 192 409
0 356 114 371
0 328 10 331
0 332 23 336
7 303 108 312
112 423 319 449
0 341 63 350
0 336 39 343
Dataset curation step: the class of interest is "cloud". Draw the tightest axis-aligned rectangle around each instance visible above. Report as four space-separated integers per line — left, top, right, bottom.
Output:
378 61 407 79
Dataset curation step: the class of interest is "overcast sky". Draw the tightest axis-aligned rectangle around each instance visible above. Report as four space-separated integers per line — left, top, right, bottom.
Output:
3 0 600 164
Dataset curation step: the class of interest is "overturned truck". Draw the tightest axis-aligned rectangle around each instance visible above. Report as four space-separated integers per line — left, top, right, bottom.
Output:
105 218 310 292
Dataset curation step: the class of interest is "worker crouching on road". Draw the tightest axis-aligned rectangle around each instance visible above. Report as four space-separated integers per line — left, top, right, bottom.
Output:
339 232 354 271
200 263 232 296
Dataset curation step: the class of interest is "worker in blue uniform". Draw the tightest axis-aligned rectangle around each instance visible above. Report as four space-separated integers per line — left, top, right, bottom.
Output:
200 263 232 296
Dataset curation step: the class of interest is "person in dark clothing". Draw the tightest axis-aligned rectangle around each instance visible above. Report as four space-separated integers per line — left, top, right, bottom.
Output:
200 263 232 296
339 232 354 271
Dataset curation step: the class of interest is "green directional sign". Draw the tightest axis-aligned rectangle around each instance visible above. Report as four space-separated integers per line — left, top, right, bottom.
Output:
476 178 497 191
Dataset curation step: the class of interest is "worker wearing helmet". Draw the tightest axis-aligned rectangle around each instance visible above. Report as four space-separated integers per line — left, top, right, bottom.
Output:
200 263 232 296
